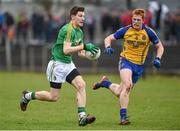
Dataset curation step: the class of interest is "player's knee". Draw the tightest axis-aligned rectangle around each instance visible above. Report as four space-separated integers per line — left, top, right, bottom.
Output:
77 81 86 90
123 81 132 90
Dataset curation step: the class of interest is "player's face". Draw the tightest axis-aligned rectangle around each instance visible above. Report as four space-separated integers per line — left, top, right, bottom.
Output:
74 11 85 27
132 15 144 30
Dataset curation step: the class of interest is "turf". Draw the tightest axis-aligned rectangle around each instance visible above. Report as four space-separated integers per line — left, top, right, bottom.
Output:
0 72 180 130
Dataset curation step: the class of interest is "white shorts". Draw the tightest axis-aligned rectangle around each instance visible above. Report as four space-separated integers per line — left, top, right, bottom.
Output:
46 60 76 83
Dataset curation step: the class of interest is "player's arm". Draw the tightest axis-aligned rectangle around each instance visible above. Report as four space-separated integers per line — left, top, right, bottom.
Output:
146 28 164 69
78 50 86 58
148 28 164 59
104 26 128 54
104 26 127 47
63 41 98 55
148 28 164 68
63 41 84 55
152 41 164 69
103 34 116 54
104 34 116 48
154 41 164 59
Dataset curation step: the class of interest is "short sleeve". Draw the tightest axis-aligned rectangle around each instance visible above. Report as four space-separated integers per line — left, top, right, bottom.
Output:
144 27 159 45
113 25 131 39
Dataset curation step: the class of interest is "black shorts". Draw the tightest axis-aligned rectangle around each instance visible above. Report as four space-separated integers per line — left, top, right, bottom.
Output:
50 68 80 89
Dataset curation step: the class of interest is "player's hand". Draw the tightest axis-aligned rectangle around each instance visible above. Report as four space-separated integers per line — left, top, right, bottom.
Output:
153 57 161 69
84 43 96 51
90 47 99 55
104 46 114 54
84 43 99 54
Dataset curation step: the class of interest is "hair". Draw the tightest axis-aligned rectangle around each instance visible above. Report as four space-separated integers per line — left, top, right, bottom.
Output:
132 8 145 19
70 6 84 18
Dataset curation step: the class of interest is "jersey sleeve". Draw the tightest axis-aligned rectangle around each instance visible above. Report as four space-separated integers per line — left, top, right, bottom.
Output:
65 25 73 42
80 29 84 43
145 27 159 45
113 25 130 39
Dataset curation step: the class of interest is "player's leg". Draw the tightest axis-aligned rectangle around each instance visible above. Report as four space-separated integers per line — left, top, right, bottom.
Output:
20 60 63 111
119 59 145 125
66 69 96 126
93 69 132 125
119 68 133 125
72 76 96 126
20 86 61 111
32 87 60 101
93 76 122 97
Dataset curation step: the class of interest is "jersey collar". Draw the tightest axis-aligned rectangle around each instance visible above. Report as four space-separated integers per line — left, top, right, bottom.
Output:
131 23 146 30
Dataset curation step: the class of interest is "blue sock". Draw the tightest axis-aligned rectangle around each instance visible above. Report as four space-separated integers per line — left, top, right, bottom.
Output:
101 80 112 89
120 108 127 120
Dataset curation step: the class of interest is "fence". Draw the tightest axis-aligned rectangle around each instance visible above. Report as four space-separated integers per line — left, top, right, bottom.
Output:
0 42 180 75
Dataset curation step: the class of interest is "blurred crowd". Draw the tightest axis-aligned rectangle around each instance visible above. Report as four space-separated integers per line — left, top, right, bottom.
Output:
0 9 67 46
0 1 180 47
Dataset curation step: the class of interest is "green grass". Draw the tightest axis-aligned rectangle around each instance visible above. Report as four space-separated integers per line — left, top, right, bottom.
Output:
0 71 180 130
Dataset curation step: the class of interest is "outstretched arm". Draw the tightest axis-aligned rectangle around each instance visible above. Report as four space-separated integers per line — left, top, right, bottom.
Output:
104 34 116 54
104 34 116 48
152 41 164 69
154 41 164 59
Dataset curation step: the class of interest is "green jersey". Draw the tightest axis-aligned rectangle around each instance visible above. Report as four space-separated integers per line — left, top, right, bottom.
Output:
51 22 84 63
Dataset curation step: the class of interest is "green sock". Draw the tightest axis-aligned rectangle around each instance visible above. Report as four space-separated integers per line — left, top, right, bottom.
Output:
78 107 86 113
31 92 36 100
78 107 86 118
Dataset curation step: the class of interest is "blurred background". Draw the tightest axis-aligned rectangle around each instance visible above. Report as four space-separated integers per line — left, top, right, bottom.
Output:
0 0 180 75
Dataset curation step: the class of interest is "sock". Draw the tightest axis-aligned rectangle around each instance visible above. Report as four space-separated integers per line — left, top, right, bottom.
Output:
120 108 127 120
101 80 112 89
78 107 86 118
31 92 36 100
25 92 36 100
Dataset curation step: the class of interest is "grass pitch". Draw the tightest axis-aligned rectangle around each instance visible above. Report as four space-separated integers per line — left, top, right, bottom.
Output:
0 71 180 130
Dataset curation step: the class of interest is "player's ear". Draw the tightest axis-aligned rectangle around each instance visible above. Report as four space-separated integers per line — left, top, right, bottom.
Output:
71 15 75 20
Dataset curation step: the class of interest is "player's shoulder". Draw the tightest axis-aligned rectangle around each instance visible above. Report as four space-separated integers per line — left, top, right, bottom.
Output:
142 24 159 43
124 24 132 29
116 25 132 33
61 23 72 31
59 23 75 36
120 24 132 31
113 25 132 39
143 24 156 34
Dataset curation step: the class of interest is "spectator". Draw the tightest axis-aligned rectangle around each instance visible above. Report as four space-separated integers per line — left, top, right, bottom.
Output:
144 9 153 27
31 11 45 41
4 11 15 43
155 2 162 30
0 7 3 31
120 9 132 26
85 12 96 43
100 8 112 37
163 12 174 41
174 6 180 43
148 0 159 29
16 11 29 44
44 12 54 43
111 10 121 32
0 6 4 45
